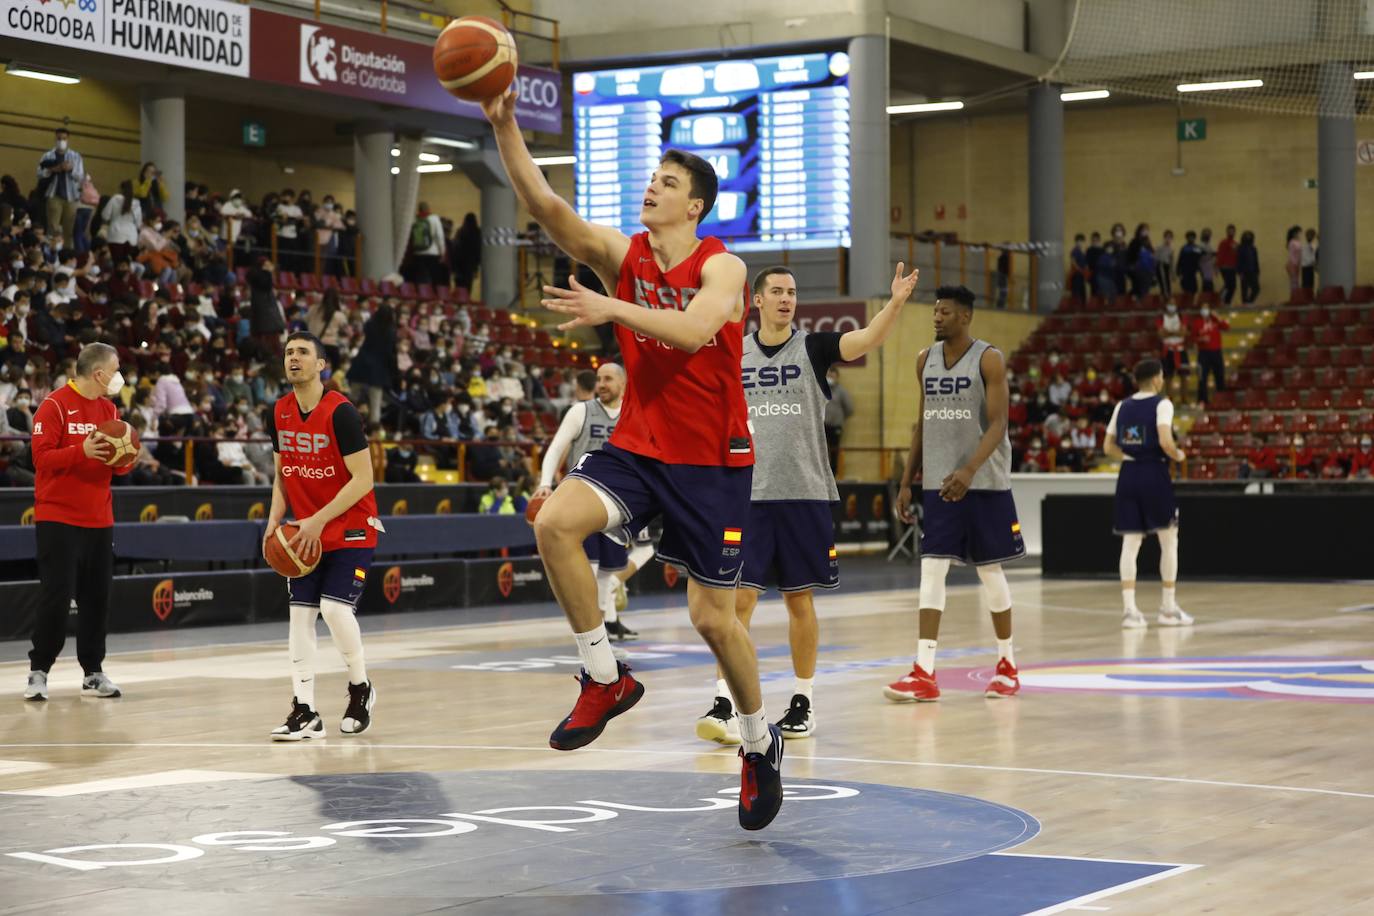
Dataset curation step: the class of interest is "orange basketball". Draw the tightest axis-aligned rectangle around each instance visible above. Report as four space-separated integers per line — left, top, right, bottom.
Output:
263 523 321 578
525 493 546 525
95 418 139 469
433 16 518 103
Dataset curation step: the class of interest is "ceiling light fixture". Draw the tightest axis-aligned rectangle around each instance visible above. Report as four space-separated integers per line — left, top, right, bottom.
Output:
532 154 576 166
1177 78 1263 93
886 100 964 114
1061 88 1110 102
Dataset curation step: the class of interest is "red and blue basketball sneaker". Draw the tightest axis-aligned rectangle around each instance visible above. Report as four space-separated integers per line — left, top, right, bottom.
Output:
548 661 644 751
738 723 785 831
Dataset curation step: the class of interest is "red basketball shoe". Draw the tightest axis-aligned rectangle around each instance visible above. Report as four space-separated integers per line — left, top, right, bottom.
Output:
549 661 644 750
984 658 1020 698
883 664 940 702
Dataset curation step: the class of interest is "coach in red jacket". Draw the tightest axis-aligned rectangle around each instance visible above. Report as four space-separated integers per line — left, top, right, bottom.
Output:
24 342 132 701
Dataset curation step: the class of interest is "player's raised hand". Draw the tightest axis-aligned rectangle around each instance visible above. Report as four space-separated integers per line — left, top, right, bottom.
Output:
542 275 618 330
480 86 518 127
891 261 919 304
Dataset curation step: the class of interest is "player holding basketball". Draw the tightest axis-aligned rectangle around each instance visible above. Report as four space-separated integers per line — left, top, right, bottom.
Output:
1103 359 1192 629
482 89 785 830
885 285 1024 703
532 361 640 642
264 331 382 740
696 262 918 744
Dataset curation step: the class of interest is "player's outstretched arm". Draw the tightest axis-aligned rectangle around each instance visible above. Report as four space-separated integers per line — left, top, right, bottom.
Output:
940 347 1008 502
481 88 628 280
839 262 919 361
542 252 747 353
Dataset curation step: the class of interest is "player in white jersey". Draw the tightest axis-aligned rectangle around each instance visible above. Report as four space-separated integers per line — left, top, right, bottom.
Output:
885 285 1025 703
533 363 646 641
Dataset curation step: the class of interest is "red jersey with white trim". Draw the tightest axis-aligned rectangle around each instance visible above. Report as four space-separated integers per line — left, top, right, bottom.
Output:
31 382 131 528
611 232 752 467
272 389 379 551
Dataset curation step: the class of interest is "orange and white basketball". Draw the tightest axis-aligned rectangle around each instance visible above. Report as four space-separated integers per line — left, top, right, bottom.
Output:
95 418 139 469
433 16 518 103
263 523 321 578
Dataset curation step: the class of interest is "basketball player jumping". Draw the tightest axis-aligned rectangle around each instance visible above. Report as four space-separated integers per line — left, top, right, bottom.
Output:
482 91 785 830
886 285 1024 702
533 362 642 642
696 262 918 745
1103 358 1193 629
264 331 381 740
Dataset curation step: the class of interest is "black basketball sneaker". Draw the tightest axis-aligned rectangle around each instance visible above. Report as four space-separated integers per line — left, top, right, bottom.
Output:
340 681 377 735
605 619 638 642
738 723 785 831
775 693 815 739
271 699 325 741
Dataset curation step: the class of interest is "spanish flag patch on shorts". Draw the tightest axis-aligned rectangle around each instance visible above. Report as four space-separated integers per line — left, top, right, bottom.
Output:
723 528 743 544
354 568 367 580
828 547 838 559
1011 523 1021 534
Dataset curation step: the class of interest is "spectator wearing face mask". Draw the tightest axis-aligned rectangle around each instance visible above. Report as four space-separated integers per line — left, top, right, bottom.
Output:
274 189 305 273
1047 373 1072 408
1289 434 1317 478
37 128 84 243
1021 436 1051 472
1241 438 1280 479
132 162 166 218
1157 302 1189 402
1350 436 1374 479
315 196 345 275
219 189 252 248
1191 304 1229 405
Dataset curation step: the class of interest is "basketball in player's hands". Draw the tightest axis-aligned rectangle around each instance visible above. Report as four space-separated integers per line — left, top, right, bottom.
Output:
264 523 321 578
433 16 518 103
94 419 139 469
525 494 547 525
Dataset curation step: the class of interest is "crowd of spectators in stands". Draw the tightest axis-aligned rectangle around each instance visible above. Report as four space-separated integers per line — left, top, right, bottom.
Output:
0 128 565 489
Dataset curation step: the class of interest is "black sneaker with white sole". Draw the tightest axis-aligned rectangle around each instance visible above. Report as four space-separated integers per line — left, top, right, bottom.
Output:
695 695 741 745
775 693 815 739
271 699 324 741
340 681 376 735
605 619 638 642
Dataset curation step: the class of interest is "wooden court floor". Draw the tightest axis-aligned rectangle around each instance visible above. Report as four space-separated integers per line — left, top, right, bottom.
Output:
2 570 1372 914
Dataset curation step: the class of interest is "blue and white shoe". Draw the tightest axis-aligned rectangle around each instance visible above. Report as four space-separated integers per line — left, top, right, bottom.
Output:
738 723 784 831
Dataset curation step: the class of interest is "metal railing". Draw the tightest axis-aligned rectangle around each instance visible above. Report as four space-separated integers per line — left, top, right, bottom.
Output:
889 233 1039 312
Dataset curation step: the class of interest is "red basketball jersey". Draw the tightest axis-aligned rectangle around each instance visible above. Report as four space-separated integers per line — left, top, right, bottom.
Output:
611 232 752 467
273 389 380 551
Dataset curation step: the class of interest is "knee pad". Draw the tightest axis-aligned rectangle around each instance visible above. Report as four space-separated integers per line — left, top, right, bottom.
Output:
975 564 1012 613
918 556 951 611
1120 533 1144 582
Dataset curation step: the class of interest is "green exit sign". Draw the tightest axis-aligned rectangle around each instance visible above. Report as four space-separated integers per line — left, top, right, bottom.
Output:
242 121 267 148
1178 118 1207 141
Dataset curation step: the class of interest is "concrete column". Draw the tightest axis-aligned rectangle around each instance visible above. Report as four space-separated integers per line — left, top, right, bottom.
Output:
353 125 395 280
1317 60 1356 293
458 142 517 308
848 34 890 299
139 85 185 223
1028 83 1065 312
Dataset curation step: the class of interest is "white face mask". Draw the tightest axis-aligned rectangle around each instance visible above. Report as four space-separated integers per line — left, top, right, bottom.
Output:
1200 307 1210 317
57 140 68 152
104 369 125 397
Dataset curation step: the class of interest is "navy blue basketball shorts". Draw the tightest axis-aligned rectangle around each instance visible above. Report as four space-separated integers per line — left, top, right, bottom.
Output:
287 546 374 610
920 489 1026 566
568 443 752 588
1113 460 1179 534
739 500 840 593
583 533 629 572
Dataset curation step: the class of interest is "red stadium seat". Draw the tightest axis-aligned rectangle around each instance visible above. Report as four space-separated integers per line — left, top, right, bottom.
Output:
1287 367 1315 389
417 283 436 300
1299 308 1329 327
1258 327 1284 347
359 278 378 295
338 276 358 294
1287 326 1314 347
1315 367 1345 389
1238 389 1267 411
1348 326 1374 346
473 306 494 324
1316 326 1344 347
492 309 514 326
1354 412 1374 433
1288 288 1314 306
1254 412 1284 435
1318 413 1349 434
1191 414 1218 434
1173 292 1195 309
1269 349 1297 369
1088 315 1114 333
276 271 298 290
1349 286 1374 304
1300 349 1327 369
296 273 318 292
1127 332 1155 353
1317 285 1346 305
1220 413 1251 434
1300 389 1330 410
1208 390 1237 410
1286 413 1318 433
1334 389 1365 410
1336 347 1365 368
1255 369 1279 388
1330 307 1358 326
1273 309 1300 327
453 287 472 305
1122 315 1150 333
1270 390 1299 410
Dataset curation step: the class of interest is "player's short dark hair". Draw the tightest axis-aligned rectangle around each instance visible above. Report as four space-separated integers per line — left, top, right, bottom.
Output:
285 330 325 361
574 369 597 393
752 265 795 295
659 149 718 223
936 285 976 311
1134 358 1164 384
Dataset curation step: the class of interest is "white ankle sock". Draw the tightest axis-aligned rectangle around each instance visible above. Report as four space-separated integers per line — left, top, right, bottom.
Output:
574 624 619 684
996 638 1015 667
1161 587 1177 612
1123 587 1138 613
715 678 734 705
321 599 367 685
917 639 937 673
737 706 771 755
793 676 814 700
596 567 618 623
288 604 319 709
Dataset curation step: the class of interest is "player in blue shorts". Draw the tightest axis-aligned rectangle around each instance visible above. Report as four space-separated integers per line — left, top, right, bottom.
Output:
1104 359 1193 629
886 286 1025 703
696 262 918 743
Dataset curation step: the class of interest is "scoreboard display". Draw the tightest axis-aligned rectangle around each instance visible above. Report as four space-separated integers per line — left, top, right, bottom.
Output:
571 51 852 251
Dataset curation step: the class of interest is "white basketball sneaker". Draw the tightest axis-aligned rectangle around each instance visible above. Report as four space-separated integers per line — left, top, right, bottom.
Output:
1157 607 1195 626
1122 607 1148 629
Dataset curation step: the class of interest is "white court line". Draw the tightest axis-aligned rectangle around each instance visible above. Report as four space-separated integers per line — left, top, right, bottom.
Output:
0 743 1370 801
1008 858 1204 916
2 768 276 796
0 759 52 776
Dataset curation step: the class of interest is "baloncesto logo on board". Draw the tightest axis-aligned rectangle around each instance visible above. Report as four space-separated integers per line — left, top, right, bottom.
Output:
937 656 1374 703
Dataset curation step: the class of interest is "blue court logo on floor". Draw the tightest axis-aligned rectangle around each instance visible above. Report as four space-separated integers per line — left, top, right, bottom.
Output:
942 656 1374 702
